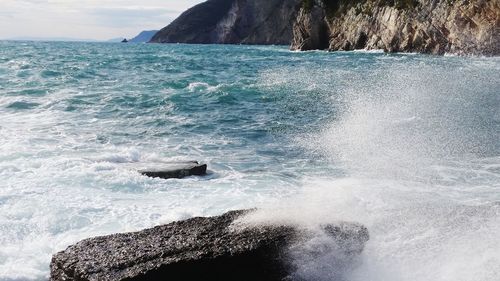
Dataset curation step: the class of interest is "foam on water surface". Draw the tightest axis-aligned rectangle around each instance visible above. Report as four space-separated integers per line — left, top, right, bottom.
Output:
0 41 499 280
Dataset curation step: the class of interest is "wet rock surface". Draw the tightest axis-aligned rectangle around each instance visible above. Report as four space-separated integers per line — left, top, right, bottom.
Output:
50 210 369 281
138 161 207 179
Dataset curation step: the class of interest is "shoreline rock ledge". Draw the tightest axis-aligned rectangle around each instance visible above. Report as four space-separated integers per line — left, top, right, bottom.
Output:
50 210 369 281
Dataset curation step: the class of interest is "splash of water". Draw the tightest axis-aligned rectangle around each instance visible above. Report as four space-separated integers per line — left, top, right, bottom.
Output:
243 58 500 281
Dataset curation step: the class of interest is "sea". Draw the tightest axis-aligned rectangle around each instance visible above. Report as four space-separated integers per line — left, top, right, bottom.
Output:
0 41 499 281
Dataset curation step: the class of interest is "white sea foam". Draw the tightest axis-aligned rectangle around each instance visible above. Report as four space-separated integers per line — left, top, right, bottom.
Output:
351 49 385 53
187 82 221 93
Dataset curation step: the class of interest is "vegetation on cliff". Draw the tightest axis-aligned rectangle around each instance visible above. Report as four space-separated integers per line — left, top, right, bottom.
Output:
304 0 420 17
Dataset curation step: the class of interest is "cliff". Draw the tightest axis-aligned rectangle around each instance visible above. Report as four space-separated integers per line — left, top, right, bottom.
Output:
291 0 500 55
151 0 498 55
150 0 301 45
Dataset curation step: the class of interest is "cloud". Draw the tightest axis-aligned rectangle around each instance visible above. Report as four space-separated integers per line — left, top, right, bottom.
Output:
87 6 179 28
0 11 14 19
0 0 204 40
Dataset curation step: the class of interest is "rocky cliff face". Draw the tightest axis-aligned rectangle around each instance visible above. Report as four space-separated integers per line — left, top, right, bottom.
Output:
150 0 301 45
291 0 500 55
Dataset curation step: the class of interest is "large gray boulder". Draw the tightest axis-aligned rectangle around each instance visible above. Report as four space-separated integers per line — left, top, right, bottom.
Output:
50 210 369 281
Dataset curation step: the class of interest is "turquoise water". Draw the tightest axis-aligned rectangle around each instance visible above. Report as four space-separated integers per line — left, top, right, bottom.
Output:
0 41 499 280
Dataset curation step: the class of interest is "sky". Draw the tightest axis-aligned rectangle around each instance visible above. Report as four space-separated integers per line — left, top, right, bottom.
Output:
0 0 205 40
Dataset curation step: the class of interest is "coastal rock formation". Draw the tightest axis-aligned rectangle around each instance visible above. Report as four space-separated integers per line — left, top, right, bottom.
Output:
50 210 369 281
150 0 302 45
138 161 207 179
291 0 500 55
291 3 329 50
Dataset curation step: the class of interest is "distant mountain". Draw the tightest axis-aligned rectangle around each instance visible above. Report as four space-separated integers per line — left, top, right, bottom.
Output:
129 30 158 43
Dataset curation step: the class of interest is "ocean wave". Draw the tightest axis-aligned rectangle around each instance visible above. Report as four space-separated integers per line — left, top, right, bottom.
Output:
187 82 222 93
0 41 498 281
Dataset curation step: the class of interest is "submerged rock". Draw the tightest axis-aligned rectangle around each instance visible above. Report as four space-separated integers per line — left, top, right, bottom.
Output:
50 210 369 281
138 161 207 179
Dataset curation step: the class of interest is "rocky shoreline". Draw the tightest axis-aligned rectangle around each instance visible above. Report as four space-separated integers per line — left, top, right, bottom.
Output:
291 0 499 55
150 0 499 56
50 210 369 281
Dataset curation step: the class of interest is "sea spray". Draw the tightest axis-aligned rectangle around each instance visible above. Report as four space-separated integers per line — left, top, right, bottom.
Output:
241 58 500 280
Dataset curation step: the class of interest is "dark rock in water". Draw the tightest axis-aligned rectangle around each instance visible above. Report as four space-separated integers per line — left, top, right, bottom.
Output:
50 210 369 281
139 161 207 179
121 38 128 43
